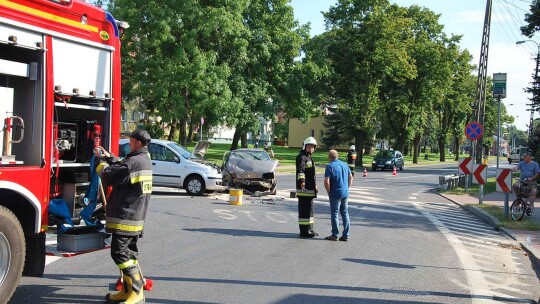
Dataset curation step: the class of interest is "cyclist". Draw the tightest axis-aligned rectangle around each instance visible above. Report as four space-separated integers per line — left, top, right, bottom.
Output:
512 152 540 215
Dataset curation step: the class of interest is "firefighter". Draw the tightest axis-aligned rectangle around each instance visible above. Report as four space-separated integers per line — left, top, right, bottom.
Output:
347 145 357 177
95 129 152 304
296 136 319 238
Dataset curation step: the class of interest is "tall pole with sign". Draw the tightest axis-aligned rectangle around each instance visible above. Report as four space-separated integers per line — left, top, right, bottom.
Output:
493 73 506 169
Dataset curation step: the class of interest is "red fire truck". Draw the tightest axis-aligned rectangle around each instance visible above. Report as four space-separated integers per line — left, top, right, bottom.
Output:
0 0 127 302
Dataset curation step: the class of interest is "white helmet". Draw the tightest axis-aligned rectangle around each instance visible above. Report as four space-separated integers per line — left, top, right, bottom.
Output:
350 145 355 150
303 137 317 150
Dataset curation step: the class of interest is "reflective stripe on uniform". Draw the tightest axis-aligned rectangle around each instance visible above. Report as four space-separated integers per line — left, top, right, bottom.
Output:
297 173 305 180
296 190 316 197
106 217 145 232
299 217 314 225
130 169 153 184
96 162 109 175
117 259 138 270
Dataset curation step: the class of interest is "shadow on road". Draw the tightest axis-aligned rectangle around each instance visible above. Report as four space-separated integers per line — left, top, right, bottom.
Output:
183 227 299 239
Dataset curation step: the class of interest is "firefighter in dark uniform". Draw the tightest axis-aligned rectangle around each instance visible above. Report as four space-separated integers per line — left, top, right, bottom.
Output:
95 129 152 304
296 137 319 238
347 145 357 177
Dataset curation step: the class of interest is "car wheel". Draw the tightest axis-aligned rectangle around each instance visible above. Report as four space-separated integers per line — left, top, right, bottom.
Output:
400 163 404 171
185 175 206 196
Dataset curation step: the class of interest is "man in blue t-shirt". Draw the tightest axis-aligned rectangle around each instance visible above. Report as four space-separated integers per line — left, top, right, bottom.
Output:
512 152 540 215
324 149 353 241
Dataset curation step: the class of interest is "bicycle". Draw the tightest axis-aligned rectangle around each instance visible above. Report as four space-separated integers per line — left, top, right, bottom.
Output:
511 180 535 221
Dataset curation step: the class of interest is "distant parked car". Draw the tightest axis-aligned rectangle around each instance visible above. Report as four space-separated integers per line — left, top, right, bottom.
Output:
119 139 224 195
371 150 404 171
222 148 278 194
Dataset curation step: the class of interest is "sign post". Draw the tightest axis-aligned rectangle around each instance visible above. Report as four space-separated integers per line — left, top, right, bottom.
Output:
200 116 204 141
473 164 488 204
496 168 513 219
458 157 473 192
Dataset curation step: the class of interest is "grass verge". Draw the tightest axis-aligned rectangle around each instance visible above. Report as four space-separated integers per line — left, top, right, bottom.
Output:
473 204 540 231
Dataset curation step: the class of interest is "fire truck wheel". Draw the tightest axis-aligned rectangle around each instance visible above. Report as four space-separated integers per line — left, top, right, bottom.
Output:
0 206 25 304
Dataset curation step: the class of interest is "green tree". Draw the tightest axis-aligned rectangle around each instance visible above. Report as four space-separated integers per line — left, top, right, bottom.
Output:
379 5 450 161
313 0 415 166
109 0 247 146
228 0 311 150
521 0 540 38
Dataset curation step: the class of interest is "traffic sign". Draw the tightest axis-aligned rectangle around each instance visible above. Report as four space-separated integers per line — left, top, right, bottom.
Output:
458 157 473 175
496 168 512 193
465 122 484 140
472 164 488 185
493 73 507 98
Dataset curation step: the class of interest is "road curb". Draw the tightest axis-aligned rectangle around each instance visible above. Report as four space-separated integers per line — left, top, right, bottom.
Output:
439 192 540 270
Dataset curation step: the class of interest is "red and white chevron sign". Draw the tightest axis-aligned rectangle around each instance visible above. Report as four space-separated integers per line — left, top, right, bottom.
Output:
458 157 473 175
496 168 512 193
472 164 488 185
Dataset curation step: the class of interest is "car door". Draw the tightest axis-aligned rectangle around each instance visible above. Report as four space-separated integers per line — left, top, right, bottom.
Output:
148 143 181 187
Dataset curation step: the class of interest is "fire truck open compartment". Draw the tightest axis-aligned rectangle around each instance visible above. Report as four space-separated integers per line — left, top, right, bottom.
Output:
0 43 44 167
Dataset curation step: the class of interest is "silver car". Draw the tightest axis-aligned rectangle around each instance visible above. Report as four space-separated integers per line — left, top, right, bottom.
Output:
120 139 224 195
222 148 278 194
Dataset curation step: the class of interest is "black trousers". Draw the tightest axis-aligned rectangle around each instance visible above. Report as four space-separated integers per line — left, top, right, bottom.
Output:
111 234 139 266
298 196 314 235
349 165 355 176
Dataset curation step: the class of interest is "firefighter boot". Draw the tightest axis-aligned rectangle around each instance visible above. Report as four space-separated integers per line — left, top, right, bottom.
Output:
119 265 145 304
105 275 128 303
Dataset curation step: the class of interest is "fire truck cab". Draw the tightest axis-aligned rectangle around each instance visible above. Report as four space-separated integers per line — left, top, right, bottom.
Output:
0 1 125 302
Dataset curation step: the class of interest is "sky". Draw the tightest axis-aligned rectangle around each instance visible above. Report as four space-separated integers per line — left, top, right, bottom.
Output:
290 0 539 132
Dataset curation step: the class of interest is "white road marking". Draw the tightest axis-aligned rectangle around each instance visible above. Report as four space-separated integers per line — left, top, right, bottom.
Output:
411 201 495 304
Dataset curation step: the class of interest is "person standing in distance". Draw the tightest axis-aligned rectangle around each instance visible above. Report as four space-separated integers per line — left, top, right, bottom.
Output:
95 129 153 304
347 145 357 177
512 152 540 215
324 149 352 241
296 137 319 238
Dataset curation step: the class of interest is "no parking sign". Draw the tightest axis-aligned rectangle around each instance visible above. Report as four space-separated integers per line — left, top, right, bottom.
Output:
465 122 483 140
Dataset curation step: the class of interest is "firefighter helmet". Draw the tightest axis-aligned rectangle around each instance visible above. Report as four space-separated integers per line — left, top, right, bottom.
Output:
350 145 355 150
303 137 317 150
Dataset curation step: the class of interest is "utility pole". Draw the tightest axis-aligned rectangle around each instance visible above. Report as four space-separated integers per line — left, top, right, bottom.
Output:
528 50 539 148
473 0 492 164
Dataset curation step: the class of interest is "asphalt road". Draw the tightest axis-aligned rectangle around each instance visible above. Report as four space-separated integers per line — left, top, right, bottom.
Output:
9 163 540 303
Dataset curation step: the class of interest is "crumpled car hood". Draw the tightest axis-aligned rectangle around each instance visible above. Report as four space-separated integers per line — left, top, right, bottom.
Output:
226 159 278 175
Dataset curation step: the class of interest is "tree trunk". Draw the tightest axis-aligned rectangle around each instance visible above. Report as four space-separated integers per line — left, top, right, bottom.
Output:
413 135 421 164
241 133 248 148
395 130 407 153
168 121 176 141
454 136 460 161
179 118 187 147
355 131 366 167
438 140 446 162
187 119 194 143
231 130 241 150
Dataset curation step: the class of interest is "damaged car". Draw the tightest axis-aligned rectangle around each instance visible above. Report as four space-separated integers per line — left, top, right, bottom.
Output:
119 139 224 196
222 149 278 194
